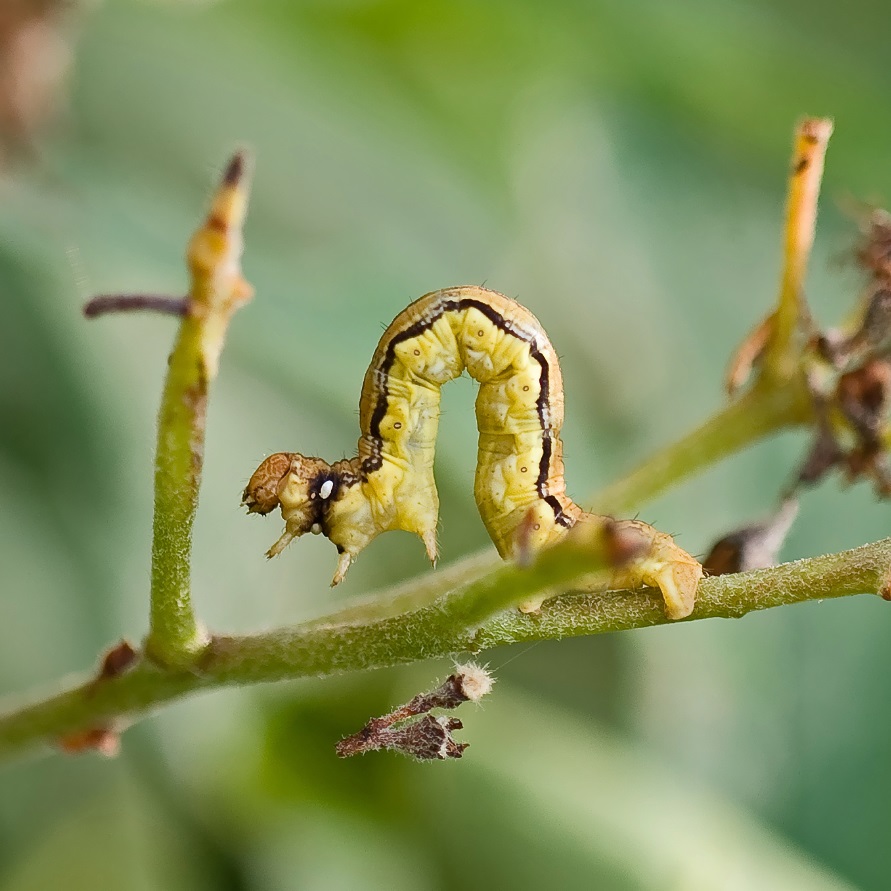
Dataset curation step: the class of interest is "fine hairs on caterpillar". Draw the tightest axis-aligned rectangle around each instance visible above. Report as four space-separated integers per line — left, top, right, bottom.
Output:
243 286 702 619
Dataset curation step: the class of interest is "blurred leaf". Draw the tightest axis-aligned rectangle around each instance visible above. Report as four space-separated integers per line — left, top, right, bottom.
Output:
433 688 857 891
0 771 215 891
3 2 891 889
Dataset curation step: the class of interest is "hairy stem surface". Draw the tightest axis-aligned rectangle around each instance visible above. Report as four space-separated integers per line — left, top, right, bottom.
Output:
145 154 253 667
0 537 886 762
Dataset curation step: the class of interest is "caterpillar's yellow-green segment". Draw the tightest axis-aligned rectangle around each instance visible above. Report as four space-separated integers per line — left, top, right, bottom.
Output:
243 286 702 619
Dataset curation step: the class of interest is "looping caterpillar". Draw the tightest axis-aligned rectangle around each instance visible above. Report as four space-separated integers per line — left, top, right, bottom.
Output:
243 286 702 619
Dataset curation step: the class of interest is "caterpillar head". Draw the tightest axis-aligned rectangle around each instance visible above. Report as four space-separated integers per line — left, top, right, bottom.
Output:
243 452 340 557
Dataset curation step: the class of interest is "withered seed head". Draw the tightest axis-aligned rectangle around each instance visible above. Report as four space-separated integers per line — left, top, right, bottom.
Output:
856 209 891 279
838 357 891 424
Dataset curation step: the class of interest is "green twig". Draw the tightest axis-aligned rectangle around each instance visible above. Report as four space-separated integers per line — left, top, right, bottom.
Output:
145 153 253 667
315 375 813 628
725 117 832 396
0 535 887 762
0 120 854 761
765 117 833 381
591 377 812 518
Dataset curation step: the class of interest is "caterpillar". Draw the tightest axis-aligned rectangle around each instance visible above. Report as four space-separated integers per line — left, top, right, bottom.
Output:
243 285 702 619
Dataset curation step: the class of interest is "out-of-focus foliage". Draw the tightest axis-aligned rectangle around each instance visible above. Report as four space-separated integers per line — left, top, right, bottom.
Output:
2 1 890 888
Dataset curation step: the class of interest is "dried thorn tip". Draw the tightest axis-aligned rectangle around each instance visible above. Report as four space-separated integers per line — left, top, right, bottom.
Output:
223 151 247 186
97 640 138 682
799 116 834 143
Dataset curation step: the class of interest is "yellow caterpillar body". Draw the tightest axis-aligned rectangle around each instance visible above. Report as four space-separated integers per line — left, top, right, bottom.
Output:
244 285 701 619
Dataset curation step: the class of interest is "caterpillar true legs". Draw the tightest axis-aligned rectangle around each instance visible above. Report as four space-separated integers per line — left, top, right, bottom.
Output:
243 286 702 619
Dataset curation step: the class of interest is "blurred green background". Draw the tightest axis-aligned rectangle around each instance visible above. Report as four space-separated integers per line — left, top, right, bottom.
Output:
2 1 891 888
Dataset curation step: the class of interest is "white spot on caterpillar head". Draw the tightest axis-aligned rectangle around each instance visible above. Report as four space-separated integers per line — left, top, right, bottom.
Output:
319 480 334 499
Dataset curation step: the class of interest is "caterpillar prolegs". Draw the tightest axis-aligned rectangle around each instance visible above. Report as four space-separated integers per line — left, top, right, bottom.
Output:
243 286 702 619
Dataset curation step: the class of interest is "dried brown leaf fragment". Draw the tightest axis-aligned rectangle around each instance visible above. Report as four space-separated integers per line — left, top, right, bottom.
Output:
336 664 493 760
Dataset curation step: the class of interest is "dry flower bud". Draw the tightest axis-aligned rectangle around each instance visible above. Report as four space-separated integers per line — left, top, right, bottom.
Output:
855 209 891 279
854 288 891 357
703 498 798 576
383 715 469 761
820 288 891 368
837 358 891 449
335 665 493 760
797 423 844 486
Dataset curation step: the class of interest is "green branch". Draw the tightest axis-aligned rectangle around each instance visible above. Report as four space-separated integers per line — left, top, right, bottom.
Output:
591 377 812 518
0 119 863 763
145 153 253 667
0 535 887 762
315 374 813 629
766 118 832 381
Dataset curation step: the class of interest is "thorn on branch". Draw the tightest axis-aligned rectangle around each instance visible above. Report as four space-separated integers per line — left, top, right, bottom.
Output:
726 117 832 395
336 663 494 760
96 640 139 683
725 313 773 396
83 294 189 319
56 641 138 756
222 150 246 186
57 726 121 758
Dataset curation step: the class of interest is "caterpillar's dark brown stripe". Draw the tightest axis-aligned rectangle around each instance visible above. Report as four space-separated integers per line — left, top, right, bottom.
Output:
363 296 570 525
